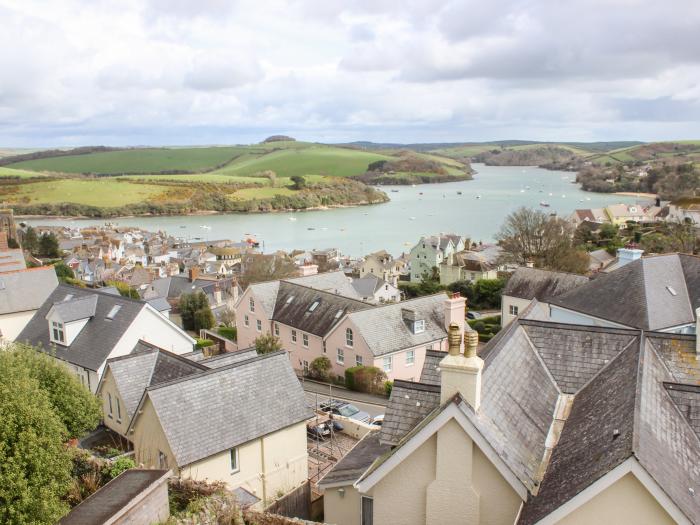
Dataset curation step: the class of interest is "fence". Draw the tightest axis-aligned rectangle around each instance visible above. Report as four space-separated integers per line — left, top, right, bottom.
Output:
265 480 311 520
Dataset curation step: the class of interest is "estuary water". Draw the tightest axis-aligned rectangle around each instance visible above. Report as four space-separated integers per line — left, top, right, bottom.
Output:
26 164 647 257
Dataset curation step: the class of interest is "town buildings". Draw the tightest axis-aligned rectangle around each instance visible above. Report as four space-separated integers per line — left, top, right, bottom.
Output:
409 234 466 282
438 244 503 286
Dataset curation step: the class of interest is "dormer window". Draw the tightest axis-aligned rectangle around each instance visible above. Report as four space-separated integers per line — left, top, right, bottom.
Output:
51 321 65 344
414 319 425 334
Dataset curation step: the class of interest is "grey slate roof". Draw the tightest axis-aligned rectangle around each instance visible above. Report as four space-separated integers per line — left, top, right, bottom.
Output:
0 249 26 272
232 487 260 508
419 349 447 386
59 469 169 525
51 294 98 323
319 431 391 487
379 380 441 446
664 383 700 438
550 253 700 330
272 282 371 337
644 332 700 384
198 348 258 368
101 341 207 420
146 296 171 312
0 266 58 315
503 267 589 301
348 294 448 357
142 351 311 467
17 284 146 372
351 274 386 298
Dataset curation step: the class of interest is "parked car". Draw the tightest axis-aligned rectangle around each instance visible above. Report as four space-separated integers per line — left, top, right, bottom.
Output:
466 311 482 320
370 414 384 427
307 421 331 440
319 400 371 423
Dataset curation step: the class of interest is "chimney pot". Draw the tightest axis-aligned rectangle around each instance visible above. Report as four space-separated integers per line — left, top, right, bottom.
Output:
464 330 479 358
447 323 461 356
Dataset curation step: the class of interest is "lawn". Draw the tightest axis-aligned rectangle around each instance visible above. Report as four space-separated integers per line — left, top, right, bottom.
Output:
5 179 166 207
6 146 254 174
0 166 48 178
429 145 495 158
120 173 270 184
214 145 393 178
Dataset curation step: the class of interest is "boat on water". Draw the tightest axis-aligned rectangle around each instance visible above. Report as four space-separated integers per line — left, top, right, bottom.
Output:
409 216 416 220
476 195 482 199
411 184 416 188
200 225 211 230
391 189 399 193
548 192 553 197
456 191 462 195
419 192 424 195
540 201 551 207
307 227 315 231
520 189 525 193
525 185 530 190
289 216 297 221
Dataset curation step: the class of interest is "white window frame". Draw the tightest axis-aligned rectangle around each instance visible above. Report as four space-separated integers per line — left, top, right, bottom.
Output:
303 333 309 347
509 304 519 316
244 314 249 327
337 347 345 365
274 323 279 336
249 297 255 312
291 330 297 343
346 327 354 347
256 319 262 332
383 356 392 372
230 447 240 473
413 319 425 334
51 320 65 344
356 354 363 367
303 360 309 375
406 350 415 366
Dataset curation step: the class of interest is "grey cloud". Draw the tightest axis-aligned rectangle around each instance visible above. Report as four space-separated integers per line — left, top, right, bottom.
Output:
183 56 263 91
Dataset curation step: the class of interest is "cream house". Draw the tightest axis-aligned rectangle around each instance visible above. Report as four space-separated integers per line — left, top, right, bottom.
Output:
16 284 195 392
0 265 58 341
438 244 503 286
409 234 466 282
320 318 699 525
128 351 311 508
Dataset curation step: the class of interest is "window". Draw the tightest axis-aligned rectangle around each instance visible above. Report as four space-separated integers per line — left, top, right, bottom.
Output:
286 295 295 304
413 319 425 334
383 356 392 372
51 321 65 343
244 315 249 327
337 347 344 364
107 393 113 418
356 354 363 367
406 350 415 366
509 305 519 316
291 330 297 343
361 496 374 525
303 360 309 374
309 300 320 312
249 297 255 312
303 333 309 347
106 305 121 319
158 450 168 469
274 323 279 336
256 319 262 332
116 397 122 422
346 328 354 347
230 447 239 473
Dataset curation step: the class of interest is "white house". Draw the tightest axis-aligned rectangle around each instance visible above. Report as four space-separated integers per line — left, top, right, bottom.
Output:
409 234 465 282
0 265 58 341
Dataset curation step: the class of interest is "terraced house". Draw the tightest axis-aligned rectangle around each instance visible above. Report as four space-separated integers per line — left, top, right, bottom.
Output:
236 271 467 380
320 315 700 525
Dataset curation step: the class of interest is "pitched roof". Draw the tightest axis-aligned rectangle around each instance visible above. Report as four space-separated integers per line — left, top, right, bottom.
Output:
419 349 446 386
58 469 170 525
0 266 58 315
272 282 371 337
198 348 258 368
347 294 448 357
379 380 441 446
101 341 207 420
503 267 589 301
141 351 311 467
318 431 391 487
550 253 700 330
51 294 98 323
664 383 700 438
0 249 26 272
17 284 146 371
351 274 388 298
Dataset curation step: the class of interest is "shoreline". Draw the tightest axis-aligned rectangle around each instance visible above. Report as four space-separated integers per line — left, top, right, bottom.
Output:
613 191 657 199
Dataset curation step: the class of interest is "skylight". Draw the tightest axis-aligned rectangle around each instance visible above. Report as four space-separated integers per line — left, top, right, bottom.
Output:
106 305 122 319
335 309 344 319
286 295 295 304
64 294 74 301
666 286 677 296
309 300 320 312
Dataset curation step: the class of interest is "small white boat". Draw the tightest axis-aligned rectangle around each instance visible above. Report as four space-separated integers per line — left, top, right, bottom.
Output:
289 216 297 221
540 201 551 207
411 184 416 188
476 195 482 199
520 189 525 193
548 192 553 197
200 225 211 230
409 216 416 220
561 194 566 198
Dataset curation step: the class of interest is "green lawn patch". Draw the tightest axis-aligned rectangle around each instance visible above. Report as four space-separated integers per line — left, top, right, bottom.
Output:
6 179 166 207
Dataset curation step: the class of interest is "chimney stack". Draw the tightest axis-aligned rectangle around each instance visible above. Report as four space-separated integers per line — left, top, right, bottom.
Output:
439 323 483 411
443 293 466 353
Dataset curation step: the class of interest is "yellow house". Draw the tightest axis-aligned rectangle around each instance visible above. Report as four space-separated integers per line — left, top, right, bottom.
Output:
320 321 699 524
127 350 312 508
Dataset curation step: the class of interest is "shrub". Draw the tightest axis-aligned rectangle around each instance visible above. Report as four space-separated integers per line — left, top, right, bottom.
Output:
309 356 332 382
384 380 394 397
472 321 486 333
195 338 215 349
102 456 135 481
345 366 387 395
105 280 140 299
254 333 282 355
217 326 237 341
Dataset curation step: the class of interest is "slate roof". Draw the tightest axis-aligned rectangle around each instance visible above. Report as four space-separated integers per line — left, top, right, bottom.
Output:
664 383 700 438
0 266 58 315
272 282 371 337
0 249 26 272
59 469 170 525
347 294 448 357
17 284 146 372
100 341 207 420
318 431 391 487
419 349 447 386
645 332 700 385
550 253 700 330
379 380 441 446
503 267 589 301
139 351 311 467
51 294 98 323
147 296 171 312
351 274 387 298
198 348 258 368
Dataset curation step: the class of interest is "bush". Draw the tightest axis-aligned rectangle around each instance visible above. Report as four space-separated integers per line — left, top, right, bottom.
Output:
254 333 282 355
195 338 214 349
105 280 140 299
102 456 135 481
384 380 393 397
217 326 237 341
472 321 486 333
345 366 387 395
309 356 332 382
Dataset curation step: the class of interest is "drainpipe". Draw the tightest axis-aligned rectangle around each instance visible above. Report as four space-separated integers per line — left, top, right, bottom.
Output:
260 436 267 505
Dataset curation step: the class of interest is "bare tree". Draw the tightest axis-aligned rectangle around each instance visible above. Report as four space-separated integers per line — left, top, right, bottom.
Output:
239 253 298 287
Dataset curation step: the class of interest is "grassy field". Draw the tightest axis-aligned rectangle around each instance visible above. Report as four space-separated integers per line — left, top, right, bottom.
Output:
6 146 253 174
0 166 49 178
213 145 393 178
119 173 270 184
4 179 166 207
231 186 296 199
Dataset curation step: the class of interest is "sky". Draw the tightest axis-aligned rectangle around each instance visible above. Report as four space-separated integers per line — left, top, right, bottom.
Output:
1 0 700 147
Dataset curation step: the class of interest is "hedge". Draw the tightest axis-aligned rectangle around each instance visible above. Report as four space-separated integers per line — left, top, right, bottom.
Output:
344 366 387 395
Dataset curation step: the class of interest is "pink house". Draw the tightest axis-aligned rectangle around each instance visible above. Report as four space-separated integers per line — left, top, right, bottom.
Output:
236 272 466 382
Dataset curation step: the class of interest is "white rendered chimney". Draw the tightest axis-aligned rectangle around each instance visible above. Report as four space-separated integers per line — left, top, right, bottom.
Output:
616 248 644 268
439 324 483 411
443 293 466 352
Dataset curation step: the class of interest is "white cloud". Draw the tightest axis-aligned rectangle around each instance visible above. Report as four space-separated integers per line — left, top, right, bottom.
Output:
0 0 698 146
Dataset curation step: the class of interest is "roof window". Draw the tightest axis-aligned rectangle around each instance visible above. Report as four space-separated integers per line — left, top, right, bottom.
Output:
666 286 677 296
335 309 344 319
309 300 320 312
64 294 74 301
106 305 122 319
286 295 295 304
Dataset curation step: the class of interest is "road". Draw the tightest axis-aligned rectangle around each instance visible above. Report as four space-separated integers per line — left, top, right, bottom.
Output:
302 385 386 418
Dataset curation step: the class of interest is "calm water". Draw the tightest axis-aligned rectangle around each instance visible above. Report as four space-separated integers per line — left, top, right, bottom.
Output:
26 164 647 257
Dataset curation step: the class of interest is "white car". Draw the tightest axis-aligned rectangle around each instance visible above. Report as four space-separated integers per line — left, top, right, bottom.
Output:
370 414 384 427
